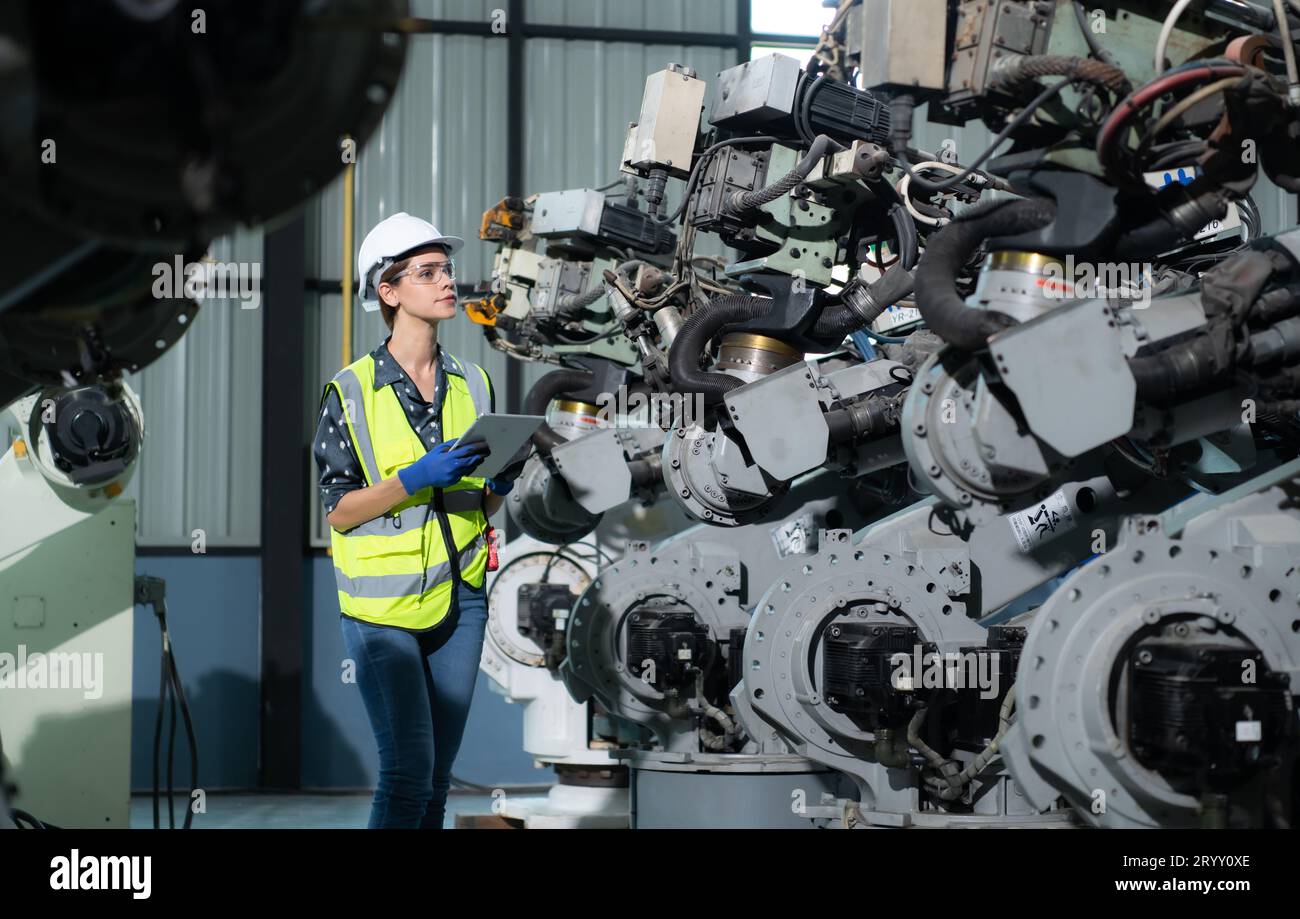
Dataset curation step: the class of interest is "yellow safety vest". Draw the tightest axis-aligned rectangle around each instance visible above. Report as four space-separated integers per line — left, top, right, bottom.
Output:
323 348 493 630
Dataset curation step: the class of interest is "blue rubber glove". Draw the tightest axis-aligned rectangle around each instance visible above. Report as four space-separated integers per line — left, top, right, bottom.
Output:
484 476 515 496
397 439 491 495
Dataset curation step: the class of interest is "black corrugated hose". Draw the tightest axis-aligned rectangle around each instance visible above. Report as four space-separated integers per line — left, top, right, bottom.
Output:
912 196 1057 352
524 368 595 454
812 263 916 338
669 294 772 404
1126 322 1238 404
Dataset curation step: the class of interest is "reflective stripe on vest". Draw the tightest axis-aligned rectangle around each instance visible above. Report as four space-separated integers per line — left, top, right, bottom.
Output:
331 367 382 485
324 349 492 630
442 351 491 418
333 534 486 598
345 489 485 537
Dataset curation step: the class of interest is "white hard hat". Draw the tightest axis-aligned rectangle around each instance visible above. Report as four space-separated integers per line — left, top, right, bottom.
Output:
357 212 464 312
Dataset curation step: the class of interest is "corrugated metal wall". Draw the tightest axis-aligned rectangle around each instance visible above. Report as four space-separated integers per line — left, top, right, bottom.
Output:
523 41 734 194
125 229 264 547
529 0 735 31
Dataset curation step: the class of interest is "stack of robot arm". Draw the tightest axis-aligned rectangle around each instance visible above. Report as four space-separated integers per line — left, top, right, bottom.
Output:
480 0 1300 828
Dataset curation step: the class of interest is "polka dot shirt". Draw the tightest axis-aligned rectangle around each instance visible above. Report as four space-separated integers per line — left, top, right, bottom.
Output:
313 337 494 516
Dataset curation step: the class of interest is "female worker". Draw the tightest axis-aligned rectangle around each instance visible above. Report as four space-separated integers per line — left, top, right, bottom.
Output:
313 212 516 828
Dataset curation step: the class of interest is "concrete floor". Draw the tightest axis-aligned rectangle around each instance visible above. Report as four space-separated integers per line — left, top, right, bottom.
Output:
129 791 501 829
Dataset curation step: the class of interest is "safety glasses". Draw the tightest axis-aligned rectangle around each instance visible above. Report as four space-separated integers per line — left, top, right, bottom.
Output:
390 259 456 285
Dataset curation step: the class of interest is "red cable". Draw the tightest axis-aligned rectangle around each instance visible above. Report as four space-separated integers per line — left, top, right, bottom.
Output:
1095 64 1247 174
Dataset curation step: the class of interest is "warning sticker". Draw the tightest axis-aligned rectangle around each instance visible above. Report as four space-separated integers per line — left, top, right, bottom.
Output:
772 513 815 559
1008 490 1076 553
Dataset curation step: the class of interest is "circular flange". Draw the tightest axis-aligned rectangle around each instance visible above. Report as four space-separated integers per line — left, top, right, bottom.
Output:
1011 518 1300 827
485 550 591 668
743 529 987 764
661 421 780 527
18 382 144 509
507 454 601 545
562 540 742 738
902 347 1057 525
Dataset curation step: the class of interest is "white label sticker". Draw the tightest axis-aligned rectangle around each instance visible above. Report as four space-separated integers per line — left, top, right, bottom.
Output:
1236 720 1262 742
1008 490 1076 553
872 305 923 333
1142 168 1241 240
771 514 814 558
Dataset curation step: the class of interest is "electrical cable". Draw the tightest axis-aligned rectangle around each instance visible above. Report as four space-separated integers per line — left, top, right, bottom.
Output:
850 330 877 361
576 536 615 568
1096 61 1248 179
10 808 61 829
887 202 919 270
724 133 844 215
864 329 913 345
653 135 771 226
142 579 198 830
808 0 856 79
1147 137 1212 169
1274 0 1300 103
797 71 830 145
897 160 969 227
896 77 1075 194
913 196 1057 352
1238 194 1261 242
1137 76 1245 157
865 242 899 270
523 367 595 455
1156 0 1201 73
1073 0 1119 67
669 293 772 402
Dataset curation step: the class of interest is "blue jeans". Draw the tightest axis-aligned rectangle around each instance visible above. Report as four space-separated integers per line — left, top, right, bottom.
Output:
339 579 488 829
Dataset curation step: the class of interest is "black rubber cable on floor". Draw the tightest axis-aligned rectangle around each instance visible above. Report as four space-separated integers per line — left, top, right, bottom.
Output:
141 576 199 829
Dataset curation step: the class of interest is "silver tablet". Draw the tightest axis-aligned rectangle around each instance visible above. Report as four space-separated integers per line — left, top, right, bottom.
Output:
450 413 545 479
